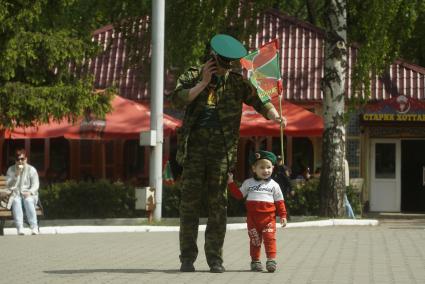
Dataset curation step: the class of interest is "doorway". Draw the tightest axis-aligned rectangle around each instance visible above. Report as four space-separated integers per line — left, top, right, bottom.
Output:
401 140 425 212
370 139 401 212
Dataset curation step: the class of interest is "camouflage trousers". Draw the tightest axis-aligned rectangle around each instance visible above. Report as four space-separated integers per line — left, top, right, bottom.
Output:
179 127 229 266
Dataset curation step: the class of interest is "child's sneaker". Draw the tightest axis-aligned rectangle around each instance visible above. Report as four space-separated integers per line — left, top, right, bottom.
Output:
266 259 277 272
250 260 263 271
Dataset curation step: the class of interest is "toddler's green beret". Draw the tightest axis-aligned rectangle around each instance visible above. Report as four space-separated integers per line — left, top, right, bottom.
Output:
249 150 277 165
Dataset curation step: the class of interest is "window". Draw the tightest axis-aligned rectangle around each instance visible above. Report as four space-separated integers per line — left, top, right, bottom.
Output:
375 143 395 179
347 138 361 178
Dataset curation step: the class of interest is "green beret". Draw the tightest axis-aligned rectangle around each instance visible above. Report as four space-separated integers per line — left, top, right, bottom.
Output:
249 150 277 165
210 34 247 61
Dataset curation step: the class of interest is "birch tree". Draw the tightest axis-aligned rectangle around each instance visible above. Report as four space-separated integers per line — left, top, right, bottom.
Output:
316 0 420 216
319 0 347 217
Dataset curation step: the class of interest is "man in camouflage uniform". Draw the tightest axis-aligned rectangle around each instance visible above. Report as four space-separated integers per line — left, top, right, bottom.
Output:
171 34 285 273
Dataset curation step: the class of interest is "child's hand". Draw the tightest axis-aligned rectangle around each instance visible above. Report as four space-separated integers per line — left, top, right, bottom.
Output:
227 172 234 184
280 217 287 228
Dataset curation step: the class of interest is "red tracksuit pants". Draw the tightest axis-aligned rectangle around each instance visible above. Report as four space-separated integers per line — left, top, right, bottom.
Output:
247 211 277 260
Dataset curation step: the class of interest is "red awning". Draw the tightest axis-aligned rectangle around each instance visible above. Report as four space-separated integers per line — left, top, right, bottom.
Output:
240 96 323 137
6 95 182 139
5 119 73 139
6 95 321 139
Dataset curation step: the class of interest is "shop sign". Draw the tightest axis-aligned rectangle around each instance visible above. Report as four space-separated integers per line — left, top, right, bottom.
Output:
361 95 425 123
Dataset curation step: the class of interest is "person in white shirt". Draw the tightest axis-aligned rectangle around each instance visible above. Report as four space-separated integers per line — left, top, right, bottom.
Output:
227 150 287 273
6 149 40 235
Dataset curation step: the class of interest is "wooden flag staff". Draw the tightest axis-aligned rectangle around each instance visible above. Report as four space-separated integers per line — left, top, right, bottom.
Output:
278 90 285 165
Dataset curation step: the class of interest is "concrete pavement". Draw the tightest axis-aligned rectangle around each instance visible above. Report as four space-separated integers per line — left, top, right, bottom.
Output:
1 219 425 283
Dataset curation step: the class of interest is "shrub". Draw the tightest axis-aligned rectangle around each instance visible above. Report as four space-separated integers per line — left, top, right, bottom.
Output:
161 180 246 218
285 179 362 217
162 181 181 217
286 179 320 216
40 178 360 219
40 180 136 219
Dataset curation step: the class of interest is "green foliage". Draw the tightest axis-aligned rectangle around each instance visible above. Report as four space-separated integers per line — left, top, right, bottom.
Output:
40 179 136 219
104 0 425 97
285 178 361 217
162 181 181 218
103 1 272 75
162 179 341 218
399 0 425 66
0 81 113 128
161 180 246 218
0 0 113 128
286 179 320 216
273 0 424 95
347 0 420 96
3 0 420 114
165 1 271 70
273 0 326 26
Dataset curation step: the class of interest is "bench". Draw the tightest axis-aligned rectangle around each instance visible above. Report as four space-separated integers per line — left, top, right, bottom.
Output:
0 204 44 236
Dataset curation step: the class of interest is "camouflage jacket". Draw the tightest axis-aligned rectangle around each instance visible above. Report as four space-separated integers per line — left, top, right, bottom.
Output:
170 66 274 168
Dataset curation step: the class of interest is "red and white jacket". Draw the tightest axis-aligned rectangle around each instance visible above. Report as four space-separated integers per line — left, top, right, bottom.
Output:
228 178 287 218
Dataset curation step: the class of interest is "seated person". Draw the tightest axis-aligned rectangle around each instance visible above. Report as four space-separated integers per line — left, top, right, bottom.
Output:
6 149 40 235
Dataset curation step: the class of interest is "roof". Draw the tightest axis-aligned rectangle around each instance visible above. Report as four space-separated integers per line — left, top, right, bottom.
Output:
89 18 151 100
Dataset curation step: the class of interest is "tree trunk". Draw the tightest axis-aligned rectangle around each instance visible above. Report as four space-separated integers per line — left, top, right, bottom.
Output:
319 0 347 217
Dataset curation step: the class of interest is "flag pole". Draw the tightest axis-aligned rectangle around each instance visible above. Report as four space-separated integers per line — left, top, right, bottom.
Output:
276 39 285 165
278 90 285 165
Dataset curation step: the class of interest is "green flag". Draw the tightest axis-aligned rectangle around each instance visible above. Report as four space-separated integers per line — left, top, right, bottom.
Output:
240 39 282 103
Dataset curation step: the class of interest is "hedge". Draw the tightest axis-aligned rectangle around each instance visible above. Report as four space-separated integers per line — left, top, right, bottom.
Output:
40 180 136 219
39 178 361 219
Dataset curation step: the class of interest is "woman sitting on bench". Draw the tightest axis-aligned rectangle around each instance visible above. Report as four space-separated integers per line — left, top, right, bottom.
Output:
6 149 40 235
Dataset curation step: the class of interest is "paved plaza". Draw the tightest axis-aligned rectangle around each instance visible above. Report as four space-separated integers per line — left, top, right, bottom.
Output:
1 219 425 284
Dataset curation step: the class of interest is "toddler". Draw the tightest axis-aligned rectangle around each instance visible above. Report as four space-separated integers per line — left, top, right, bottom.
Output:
227 150 287 272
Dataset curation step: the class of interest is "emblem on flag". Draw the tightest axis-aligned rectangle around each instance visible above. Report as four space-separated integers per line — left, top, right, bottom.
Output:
240 39 282 103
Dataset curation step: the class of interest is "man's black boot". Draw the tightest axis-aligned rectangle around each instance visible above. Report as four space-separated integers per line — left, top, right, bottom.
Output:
180 260 195 272
209 263 225 273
